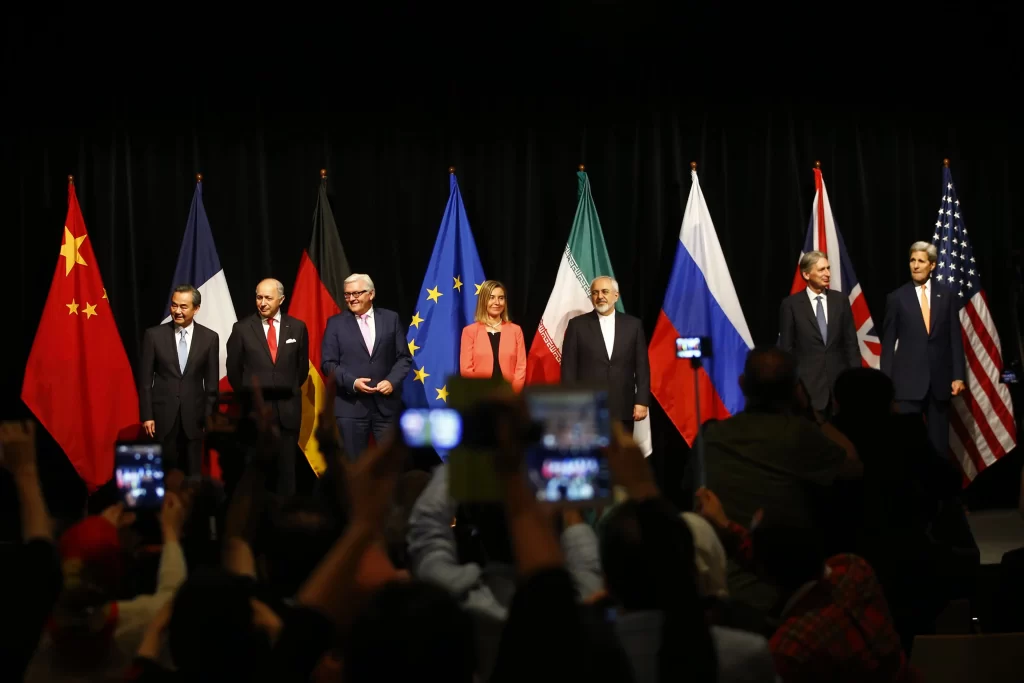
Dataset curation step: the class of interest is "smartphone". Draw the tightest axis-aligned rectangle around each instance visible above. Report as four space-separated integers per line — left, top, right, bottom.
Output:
676 336 711 359
400 408 463 454
114 442 165 509
523 387 612 507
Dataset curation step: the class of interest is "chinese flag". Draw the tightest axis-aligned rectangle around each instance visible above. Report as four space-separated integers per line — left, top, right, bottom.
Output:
21 179 139 491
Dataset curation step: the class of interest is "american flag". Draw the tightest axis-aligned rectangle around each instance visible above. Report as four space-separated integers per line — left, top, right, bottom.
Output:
790 165 880 368
932 164 1017 481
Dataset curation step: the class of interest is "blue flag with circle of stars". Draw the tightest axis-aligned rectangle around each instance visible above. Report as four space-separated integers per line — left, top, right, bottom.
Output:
403 172 486 411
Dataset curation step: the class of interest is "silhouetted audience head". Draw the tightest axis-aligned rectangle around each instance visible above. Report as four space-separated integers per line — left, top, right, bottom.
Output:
454 502 515 566
343 580 476 683
740 347 800 411
262 497 340 599
168 568 277 680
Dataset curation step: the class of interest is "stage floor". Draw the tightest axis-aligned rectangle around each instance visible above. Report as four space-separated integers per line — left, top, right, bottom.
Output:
968 509 1024 564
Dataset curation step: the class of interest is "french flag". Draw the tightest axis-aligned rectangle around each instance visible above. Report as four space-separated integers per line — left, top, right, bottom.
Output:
789 164 879 368
163 177 238 474
649 164 753 445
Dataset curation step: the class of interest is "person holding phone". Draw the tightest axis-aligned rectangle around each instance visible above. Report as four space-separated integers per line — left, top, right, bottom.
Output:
459 280 527 392
138 284 219 477
560 276 650 433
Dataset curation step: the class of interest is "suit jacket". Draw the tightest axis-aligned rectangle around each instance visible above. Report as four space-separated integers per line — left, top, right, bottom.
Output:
138 321 219 440
225 313 309 430
459 322 528 393
561 310 651 421
880 280 966 402
778 288 862 411
321 308 412 419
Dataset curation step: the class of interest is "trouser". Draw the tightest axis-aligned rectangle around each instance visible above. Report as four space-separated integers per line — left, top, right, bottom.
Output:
337 413 395 462
161 411 203 477
895 389 951 459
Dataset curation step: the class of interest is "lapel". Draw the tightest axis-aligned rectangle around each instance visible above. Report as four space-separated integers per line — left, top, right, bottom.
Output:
825 290 842 348
800 291 825 344
929 284 944 339
346 312 371 358
167 323 183 378
588 311 613 363
610 311 627 362
370 310 384 359
249 314 275 363
905 282 932 338
181 325 200 375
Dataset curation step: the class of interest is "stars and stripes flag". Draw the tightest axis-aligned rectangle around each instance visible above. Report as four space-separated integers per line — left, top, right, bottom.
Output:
789 165 880 368
932 163 1016 481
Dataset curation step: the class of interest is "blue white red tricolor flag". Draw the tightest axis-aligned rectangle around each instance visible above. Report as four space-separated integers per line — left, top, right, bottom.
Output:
649 167 753 445
790 167 880 368
932 165 1016 482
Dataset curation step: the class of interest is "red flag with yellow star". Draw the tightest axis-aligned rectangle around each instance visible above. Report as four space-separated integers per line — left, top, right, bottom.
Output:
21 178 139 491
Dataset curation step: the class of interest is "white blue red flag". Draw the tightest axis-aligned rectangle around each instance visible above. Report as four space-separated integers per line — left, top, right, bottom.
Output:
932 164 1016 482
789 166 880 368
162 178 237 390
649 166 753 445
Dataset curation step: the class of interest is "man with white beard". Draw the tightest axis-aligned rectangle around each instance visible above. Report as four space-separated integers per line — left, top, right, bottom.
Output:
560 276 651 434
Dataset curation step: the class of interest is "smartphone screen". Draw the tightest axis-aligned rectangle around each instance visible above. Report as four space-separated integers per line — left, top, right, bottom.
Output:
675 337 702 358
114 442 165 509
523 389 612 506
400 408 463 457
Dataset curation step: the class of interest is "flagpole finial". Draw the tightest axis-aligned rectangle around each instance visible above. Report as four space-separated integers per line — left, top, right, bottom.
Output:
943 158 950 168
814 160 821 169
578 164 585 171
320 168 327 179
67 175 74 185
448 166 455 174
690 161 697 171
196 173 203 183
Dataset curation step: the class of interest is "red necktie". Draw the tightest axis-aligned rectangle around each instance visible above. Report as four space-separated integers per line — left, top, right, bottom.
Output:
267 318 278 363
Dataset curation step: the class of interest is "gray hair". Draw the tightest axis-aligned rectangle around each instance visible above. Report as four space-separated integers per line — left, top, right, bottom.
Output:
799 250 827 275
590 276 619 294
172 284 201 307
345 272 375 292
256 279 285 297
909 241 938 263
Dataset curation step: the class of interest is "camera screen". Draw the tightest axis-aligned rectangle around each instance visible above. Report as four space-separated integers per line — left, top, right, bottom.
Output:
400 408 463 455
676 337 702 359
524 390 611 504
114 443 165 509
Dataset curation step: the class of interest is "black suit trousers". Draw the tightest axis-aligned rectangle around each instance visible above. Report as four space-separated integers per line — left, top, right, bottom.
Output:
161 410 203 477
337 413 394 463
896 389 951 460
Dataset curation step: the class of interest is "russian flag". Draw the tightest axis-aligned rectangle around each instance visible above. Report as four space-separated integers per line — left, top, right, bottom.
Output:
789 164 879 368
163 176 237 475
649 165 753 445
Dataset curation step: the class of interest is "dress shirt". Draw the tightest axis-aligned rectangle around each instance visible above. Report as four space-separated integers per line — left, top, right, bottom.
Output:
598 310 615 359
917 278 932 309
805 287 828 323
262 311 282 339
357 307 376 350
174 321 195 359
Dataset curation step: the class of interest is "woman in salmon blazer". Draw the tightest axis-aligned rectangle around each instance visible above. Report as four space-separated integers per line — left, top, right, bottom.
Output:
459 280 527 392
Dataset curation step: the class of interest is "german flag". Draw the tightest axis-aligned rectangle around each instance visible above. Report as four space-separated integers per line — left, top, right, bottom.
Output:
289 170 351 475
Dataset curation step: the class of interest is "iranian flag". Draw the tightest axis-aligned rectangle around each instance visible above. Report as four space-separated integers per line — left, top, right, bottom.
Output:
525 167 653 455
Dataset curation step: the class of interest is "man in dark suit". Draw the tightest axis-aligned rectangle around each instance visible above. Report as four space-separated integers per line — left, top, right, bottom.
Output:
138 284 219 476
561 276 651 433
226 278 309 495
881 241 967 459
322 273 412 460
779 251 862 416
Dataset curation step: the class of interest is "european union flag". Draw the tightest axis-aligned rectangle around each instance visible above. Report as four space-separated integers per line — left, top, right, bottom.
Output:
403 171 486 410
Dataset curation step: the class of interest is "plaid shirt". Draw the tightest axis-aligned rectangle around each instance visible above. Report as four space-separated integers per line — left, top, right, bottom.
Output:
721 522 911 683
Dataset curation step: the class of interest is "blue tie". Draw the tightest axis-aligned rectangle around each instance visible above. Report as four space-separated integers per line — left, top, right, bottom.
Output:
178 329 188 374
815 295 827 344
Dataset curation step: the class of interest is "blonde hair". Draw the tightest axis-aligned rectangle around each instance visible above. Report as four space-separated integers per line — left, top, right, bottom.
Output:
474 280 510 324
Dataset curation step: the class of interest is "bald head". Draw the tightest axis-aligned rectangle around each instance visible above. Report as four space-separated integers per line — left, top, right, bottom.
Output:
255 279 285 319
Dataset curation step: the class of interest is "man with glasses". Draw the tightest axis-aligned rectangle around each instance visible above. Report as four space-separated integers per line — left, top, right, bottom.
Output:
322 273 412 460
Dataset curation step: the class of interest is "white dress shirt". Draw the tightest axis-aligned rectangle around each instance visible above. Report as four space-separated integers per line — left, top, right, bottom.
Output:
805 287 828 323
262 311 282 341
598 310 615 359
174 321 195 359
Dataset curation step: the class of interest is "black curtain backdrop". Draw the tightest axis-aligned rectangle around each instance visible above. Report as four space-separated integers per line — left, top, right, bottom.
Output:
3 5 1021 514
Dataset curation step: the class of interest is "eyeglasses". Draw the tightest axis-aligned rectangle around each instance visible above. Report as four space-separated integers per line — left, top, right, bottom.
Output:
344 290 369 300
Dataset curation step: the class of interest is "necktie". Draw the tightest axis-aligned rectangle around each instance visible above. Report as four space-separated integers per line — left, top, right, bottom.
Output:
360 314 373 354
815 295 827 344
267 319 278 363
178 329 188 374
920 285 930 334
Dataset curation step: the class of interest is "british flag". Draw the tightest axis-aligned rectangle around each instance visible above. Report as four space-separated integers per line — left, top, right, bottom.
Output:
790 165 880 368
932 163 1016 481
